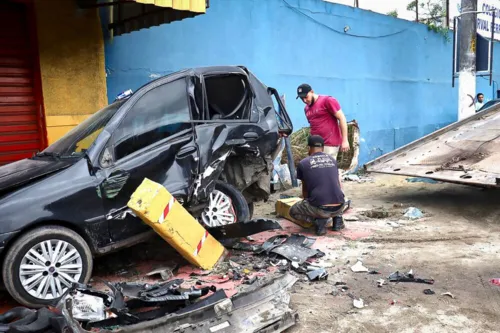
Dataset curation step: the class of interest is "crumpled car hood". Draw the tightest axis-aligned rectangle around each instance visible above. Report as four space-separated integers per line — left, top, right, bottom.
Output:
0 158 73 193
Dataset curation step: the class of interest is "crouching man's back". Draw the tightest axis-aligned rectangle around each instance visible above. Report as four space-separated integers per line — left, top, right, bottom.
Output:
290 135 346 235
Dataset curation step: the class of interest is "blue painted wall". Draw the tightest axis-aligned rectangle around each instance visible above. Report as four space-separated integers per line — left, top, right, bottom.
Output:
104 0 500 166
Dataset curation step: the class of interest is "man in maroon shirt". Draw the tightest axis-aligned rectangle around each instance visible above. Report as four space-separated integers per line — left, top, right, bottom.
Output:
296 84 350 159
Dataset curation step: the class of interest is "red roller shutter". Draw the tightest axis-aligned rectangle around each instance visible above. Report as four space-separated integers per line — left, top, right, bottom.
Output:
0 1 46 166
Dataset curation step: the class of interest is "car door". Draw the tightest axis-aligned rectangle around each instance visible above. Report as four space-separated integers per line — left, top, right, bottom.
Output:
96 78 199 242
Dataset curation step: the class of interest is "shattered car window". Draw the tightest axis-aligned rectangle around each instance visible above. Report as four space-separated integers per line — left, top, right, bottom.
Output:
112 79 192 160
205 75 251 120
42 101 125 158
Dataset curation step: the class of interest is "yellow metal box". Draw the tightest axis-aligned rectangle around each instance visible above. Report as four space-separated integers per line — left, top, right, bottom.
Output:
127 178 226 270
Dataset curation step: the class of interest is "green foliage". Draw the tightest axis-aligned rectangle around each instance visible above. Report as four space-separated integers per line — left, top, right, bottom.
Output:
387 9 398 18
407 0 449 42
427 23 451 42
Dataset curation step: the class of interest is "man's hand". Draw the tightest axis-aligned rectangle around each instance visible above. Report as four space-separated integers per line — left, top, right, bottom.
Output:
334 110 350 153
341 139 350 152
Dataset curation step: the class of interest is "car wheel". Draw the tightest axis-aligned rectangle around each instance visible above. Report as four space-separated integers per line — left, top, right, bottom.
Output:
200 181 250 227
2 226 93 308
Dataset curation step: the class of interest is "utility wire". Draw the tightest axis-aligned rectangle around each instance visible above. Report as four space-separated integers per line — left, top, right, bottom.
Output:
281 0 408 39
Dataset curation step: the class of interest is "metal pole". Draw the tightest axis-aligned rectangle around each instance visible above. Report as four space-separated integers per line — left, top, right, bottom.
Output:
490 13 495 86
457 0 477 121
279 95 298 188
452 17 457 87
446 0 450 27
416 0 419 22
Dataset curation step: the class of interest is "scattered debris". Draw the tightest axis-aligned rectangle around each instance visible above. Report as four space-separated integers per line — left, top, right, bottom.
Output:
343 174 373 183
363 208 391 219
309 259 334 268
55 273 299 332
377 279 386 287
335 282 347 286
369 270 381 275
490 278 500 286
353 298 365 309
387 221 401 228
344 174 361 182
271 259 288 267
229 260 241 268
351 260 369 273
441 292 455 299
243 276 258 285
404 207 424 220
406 177 439 184
71 292 107 322
307 268 329 281
208 218 283 239
423 289 436 295
344 215 360 221
388 271 434 284
146 265 177 281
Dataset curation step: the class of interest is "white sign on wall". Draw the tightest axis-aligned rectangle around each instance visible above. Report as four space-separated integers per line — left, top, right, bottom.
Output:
450 0 500 40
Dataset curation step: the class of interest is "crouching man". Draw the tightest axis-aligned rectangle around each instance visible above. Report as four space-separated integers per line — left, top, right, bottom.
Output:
290 135 345 235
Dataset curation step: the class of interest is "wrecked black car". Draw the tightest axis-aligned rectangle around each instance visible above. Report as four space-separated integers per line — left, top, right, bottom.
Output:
0 66 292 307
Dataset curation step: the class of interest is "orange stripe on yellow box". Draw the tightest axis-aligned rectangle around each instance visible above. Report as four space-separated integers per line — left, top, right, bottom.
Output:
127 178 226 270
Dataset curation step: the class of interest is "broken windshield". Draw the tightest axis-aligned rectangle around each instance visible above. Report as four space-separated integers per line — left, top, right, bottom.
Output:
40 101 125 158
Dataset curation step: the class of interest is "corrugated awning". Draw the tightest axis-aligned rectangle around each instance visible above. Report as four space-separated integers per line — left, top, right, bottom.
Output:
77 0 208 37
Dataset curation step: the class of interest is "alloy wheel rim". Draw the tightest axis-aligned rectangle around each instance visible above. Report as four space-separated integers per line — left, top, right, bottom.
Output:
201 190 237 227
19 240 83 300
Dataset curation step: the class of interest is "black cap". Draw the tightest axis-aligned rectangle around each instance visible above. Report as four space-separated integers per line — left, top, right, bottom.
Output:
308 135 324 148
296 83 312 99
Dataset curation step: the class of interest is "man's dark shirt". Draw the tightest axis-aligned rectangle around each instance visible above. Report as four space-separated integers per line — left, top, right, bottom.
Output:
296 152 344 207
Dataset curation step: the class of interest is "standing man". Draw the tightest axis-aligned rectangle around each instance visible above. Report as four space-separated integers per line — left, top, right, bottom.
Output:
296 84 350 159
290 135 345 236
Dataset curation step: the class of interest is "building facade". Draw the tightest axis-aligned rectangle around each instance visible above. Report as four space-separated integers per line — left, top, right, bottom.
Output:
0 0 206 165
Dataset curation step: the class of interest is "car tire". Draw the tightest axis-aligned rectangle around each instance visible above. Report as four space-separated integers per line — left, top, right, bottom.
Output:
200 181 250 227
214 181 250 223
2 225 93 308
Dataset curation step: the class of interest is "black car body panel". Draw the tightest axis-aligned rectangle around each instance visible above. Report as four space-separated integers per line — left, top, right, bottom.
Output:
0 66 292 255
0 158 73 194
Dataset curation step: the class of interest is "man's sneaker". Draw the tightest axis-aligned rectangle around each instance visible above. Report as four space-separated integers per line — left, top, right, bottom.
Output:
315 218 331 236
332 216 345 231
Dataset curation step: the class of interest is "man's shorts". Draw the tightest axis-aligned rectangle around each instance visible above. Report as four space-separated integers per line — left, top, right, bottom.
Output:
289 200 344 224
324 145 339 160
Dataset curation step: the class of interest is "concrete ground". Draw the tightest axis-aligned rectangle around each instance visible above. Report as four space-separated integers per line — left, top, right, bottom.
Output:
269 174 500 333
1 173 500 333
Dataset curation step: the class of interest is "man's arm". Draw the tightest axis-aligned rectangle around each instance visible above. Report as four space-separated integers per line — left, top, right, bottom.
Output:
334 110 350 152
296 163 306 198
326 97 350 152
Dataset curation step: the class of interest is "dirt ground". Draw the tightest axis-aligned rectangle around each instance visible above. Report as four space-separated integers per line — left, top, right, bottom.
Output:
2 173 499 333
260 174 500 333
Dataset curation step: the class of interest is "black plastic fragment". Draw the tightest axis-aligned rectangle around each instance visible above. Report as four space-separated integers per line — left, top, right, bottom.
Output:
176 289 228 315
307 268 329 281
9 308 56 333
388 271 434 284
423 289 436 295
0 307 35 324
284 234 316 248
208 218 282 240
